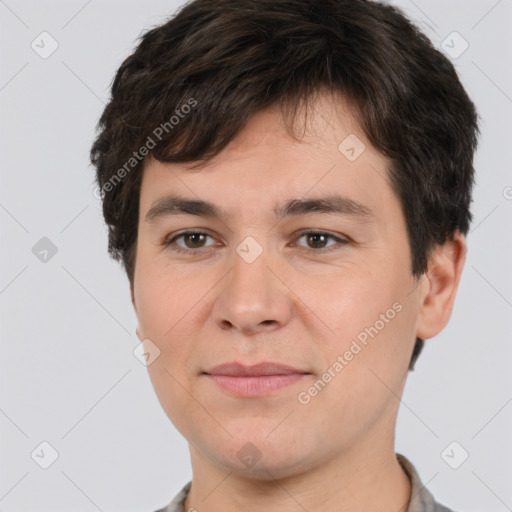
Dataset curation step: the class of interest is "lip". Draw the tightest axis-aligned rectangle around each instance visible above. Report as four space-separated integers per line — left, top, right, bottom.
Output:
204 362 308 376
203 362 310 398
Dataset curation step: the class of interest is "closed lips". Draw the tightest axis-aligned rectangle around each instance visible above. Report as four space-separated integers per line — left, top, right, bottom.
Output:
204 362 309 376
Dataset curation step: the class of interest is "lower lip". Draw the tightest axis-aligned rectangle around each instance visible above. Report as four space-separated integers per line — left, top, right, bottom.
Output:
205 374 308 397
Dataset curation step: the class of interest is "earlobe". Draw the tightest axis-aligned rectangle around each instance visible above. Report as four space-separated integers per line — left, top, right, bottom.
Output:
415 232 467 340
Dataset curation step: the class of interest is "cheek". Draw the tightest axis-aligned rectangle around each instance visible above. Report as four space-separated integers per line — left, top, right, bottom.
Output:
134 256 221 366
135 270 200 430
145 361 196 441
303 268 400 346
300 299 417 444
135 259 195 338
309 265 417 394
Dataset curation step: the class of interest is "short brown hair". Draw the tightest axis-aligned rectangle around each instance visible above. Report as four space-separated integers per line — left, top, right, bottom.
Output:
90 0 480 370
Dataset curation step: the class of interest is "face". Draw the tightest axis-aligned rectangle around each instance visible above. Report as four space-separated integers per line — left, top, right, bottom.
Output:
132 93 426 479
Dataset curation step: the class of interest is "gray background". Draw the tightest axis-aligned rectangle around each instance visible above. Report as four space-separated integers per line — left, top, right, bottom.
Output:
1 0 511 510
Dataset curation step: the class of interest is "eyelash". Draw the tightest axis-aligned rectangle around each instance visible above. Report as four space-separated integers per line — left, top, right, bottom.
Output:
162 229 350 255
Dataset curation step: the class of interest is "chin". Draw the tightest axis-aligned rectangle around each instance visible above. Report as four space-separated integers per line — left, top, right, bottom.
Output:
201 433 313 479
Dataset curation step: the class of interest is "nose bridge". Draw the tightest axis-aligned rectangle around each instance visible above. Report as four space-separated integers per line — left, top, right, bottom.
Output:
212 233 292 333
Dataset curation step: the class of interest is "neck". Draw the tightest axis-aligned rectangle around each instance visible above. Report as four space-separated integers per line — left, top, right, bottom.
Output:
184 442 411 512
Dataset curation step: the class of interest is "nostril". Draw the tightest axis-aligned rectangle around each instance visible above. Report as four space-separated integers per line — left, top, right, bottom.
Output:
220 320 233 330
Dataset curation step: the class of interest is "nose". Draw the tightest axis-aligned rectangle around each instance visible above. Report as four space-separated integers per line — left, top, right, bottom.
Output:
211 241 293 336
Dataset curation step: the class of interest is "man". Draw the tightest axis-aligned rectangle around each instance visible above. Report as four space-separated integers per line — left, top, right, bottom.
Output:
90 1 479 510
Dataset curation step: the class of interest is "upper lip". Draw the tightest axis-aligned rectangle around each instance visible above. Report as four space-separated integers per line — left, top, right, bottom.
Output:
204 362 309 376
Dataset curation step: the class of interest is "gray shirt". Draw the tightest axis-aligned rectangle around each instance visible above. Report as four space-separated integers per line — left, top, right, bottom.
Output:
154 453 455 512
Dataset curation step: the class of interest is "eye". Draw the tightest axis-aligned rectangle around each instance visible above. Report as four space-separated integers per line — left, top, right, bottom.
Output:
163 230 217 254
162 229 349 255
294 229 349 252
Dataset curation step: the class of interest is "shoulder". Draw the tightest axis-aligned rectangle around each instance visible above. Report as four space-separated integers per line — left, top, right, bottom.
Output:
153 481 192 512
396 453 459 512
435 505 459 512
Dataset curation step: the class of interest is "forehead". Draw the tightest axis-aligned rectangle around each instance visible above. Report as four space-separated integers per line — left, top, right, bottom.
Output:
138 93 397 224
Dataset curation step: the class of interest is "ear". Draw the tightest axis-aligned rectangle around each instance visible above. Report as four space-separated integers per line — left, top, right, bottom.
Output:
131 281 143 342
130 280 136 310
416 231 467 340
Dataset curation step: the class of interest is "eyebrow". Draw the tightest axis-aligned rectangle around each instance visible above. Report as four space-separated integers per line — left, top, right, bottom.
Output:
145 194 375 223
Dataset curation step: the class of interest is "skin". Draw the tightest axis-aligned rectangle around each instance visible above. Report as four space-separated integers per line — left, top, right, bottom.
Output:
131 92 466 512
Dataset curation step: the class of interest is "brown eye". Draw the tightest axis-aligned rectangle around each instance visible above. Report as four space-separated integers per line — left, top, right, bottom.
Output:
182 232 208 248
164 231 216 254
305 232 329 249
295 230 349 252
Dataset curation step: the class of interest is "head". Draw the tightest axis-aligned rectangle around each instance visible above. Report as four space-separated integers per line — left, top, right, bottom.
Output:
91 0 479 478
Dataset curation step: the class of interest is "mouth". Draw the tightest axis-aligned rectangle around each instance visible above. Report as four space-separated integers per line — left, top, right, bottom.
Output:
202 361 310 397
